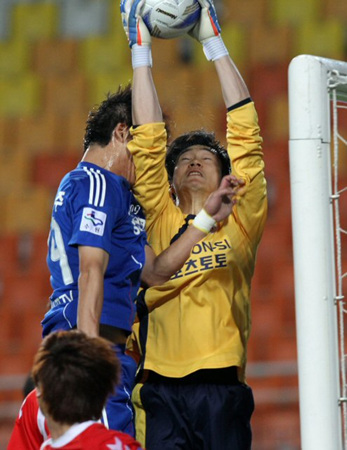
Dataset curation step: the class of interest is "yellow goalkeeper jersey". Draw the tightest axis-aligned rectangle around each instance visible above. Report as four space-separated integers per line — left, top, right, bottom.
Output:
128 100 267 382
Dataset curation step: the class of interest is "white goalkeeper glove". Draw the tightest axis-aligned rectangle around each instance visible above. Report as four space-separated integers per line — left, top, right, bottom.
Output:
189 0 229 61
120 0 152 67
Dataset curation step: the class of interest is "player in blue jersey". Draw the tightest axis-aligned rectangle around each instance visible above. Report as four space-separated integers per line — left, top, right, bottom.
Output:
41 85 241 437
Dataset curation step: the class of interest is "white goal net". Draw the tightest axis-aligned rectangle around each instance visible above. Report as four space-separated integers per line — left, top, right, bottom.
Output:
331 70 347 450
289 55 347 450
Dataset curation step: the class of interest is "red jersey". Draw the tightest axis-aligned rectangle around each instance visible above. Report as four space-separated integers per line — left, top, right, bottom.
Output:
40 421 144 449
8 388 49 450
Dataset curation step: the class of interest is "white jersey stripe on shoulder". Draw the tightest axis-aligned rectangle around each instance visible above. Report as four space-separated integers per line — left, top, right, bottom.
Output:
98 170 106 207
101 407 109 429
90 168 101 206
83 167 95 205
83 167 106 207
37 407 48 440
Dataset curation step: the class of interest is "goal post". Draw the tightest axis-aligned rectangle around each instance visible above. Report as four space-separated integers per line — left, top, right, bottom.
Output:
288 54 347 450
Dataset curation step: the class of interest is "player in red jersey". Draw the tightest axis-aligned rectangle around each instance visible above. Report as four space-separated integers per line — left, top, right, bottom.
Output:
8 330 144 450
8 390 141 450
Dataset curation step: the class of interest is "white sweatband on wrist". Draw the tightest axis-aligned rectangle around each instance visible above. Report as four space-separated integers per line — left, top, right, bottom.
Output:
202 35 229 61
132 44 152 68
192 209 216 234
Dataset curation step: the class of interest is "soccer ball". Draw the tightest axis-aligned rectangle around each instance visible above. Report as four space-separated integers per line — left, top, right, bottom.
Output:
141 0 201 40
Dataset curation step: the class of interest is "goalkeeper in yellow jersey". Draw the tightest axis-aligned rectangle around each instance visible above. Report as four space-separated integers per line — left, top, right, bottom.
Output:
121 0 267 448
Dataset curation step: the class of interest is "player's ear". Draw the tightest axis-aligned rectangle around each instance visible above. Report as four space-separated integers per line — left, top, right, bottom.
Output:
113 123 130 143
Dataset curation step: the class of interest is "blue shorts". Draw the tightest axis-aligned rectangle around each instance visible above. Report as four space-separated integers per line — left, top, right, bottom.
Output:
102 344 137 436
136 368 254 450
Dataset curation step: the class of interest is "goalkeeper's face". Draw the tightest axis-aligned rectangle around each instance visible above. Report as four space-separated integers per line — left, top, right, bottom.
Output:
172 146 222 198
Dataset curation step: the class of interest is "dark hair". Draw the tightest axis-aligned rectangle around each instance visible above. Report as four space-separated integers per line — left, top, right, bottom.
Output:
32 330 120 424
165 129 231 181
83 84 132 152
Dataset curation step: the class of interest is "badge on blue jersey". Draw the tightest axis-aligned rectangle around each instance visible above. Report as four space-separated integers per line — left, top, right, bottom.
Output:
80 207 107 236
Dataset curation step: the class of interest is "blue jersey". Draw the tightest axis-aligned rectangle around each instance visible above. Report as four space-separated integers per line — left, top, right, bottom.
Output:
42 162 147 336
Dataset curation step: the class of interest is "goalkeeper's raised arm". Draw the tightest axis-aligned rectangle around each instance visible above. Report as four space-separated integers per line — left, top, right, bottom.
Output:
121 0 162 125
189 0 250 108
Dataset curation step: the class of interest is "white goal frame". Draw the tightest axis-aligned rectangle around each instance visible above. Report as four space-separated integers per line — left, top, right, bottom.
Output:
289 54 347 450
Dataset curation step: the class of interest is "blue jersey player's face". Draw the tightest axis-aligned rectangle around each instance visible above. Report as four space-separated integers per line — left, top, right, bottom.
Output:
172 146 222 198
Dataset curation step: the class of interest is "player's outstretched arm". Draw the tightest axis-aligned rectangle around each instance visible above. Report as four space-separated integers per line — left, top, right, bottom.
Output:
190 0 249 108
141 174 244 286
121 0 162 125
